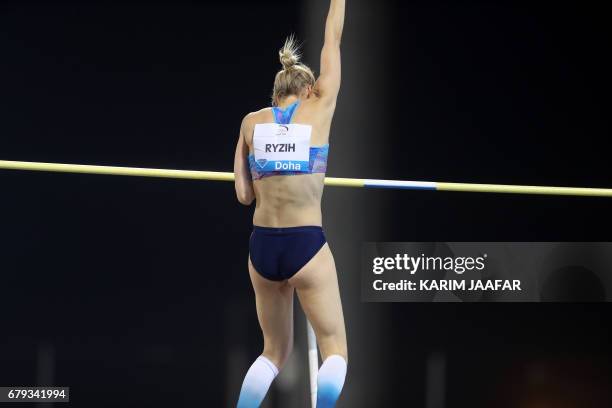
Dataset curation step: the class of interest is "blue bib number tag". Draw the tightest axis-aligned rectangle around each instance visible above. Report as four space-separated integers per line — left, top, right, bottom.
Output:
253 123 312 173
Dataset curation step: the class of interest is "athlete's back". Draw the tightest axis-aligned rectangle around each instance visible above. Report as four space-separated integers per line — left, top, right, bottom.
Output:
242 95 335 227
234 8 343 227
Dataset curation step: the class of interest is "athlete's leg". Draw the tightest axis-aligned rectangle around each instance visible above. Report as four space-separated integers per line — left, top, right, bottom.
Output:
248 257 295 367
236 258 294 408
289 243 347 361
289 243 347 407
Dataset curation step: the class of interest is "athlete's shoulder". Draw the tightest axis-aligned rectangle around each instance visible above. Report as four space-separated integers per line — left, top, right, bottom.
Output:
240 109 272 144
242 108 272 126
309 93 337 112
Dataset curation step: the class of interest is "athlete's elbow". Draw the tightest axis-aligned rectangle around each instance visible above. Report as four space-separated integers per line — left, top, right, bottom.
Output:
238 196 254 206
236 190 254 206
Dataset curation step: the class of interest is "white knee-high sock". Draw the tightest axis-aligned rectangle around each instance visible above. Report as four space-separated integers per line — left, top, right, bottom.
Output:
236 355 279 408
317 355 347 408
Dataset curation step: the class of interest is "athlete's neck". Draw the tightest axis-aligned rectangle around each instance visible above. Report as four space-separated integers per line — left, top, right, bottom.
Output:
276 95 300 109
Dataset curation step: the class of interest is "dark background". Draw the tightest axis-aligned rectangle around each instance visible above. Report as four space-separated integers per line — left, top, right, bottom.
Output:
1 1 611 407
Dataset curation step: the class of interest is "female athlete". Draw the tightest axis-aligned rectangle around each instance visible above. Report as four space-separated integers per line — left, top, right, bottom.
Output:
234 0 346 407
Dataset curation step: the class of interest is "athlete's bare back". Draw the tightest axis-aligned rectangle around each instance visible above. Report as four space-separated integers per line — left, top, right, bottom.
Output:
241 94 336 227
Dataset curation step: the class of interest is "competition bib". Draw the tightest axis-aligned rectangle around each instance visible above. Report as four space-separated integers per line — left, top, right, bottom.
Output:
253 123 312 173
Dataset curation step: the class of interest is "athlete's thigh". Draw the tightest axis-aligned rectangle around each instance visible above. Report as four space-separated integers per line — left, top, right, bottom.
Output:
248 258 294 349
288 243 346 358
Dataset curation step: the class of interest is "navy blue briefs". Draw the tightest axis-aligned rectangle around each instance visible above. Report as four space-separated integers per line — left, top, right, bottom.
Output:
249 225 327 281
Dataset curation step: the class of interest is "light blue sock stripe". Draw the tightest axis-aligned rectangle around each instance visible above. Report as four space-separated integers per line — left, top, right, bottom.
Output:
317 382 344 408
316 355 347 408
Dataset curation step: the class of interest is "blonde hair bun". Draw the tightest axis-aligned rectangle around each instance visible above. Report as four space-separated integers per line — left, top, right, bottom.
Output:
272 35 315 105
279 35 301 69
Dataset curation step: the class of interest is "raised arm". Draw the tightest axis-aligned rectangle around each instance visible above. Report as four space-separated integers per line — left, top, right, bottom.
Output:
234 115 255 206
314 0 346 104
